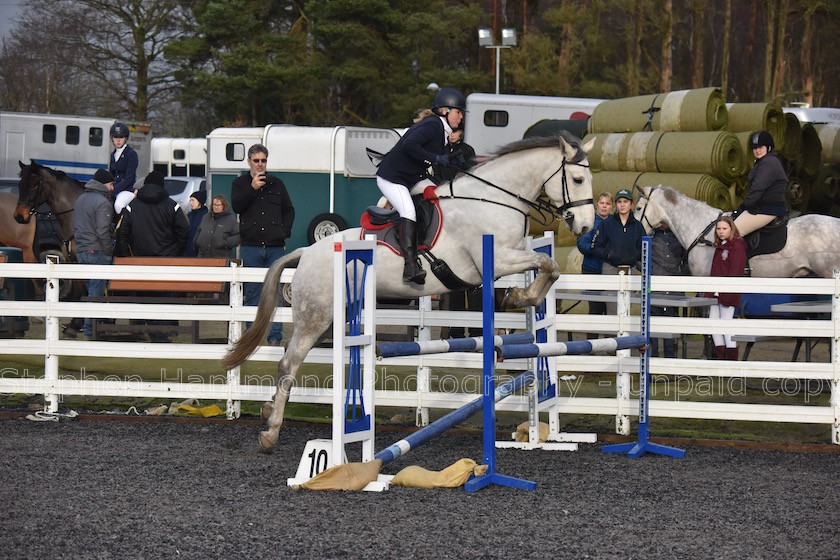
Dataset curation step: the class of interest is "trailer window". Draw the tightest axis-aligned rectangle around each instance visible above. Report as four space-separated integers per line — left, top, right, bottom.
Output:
89 127 104 146
42 125 57 144
173 149 186 160
66 126 80 145
225 143 246 161
483 110 509 128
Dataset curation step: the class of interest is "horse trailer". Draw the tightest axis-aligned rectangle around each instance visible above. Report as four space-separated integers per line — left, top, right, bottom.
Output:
0 111 152 181
783 106 840 125
151 137 207 177
206 125 403 251
463 93 604 158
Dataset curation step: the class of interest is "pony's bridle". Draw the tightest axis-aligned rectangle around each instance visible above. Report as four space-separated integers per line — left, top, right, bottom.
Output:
23 174 75 216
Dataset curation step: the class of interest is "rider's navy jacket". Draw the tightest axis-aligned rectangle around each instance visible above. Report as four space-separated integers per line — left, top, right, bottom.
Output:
589 212 644 268
377 116 446 186
109 144 139 197
740 152 787 216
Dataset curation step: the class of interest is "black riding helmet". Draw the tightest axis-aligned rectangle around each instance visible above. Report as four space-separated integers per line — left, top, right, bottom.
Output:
749 130 774 151
433 88 467 112
110 122 130 138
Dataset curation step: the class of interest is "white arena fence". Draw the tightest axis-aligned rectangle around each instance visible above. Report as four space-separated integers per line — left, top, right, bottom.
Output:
0 257 837 444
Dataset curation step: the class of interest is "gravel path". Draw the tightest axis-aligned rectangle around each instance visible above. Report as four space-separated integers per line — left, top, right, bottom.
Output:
1 417 838 559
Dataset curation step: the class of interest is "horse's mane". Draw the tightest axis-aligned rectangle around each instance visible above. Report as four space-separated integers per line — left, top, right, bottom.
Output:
489 130 587 164
21 162 83 188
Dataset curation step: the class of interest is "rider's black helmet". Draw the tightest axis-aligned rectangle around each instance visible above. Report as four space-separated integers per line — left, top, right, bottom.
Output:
433 88 467 112
110 122 130 138
748 130 774 151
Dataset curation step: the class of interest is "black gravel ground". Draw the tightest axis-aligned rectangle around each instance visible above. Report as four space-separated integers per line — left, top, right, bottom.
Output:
1 417 838 559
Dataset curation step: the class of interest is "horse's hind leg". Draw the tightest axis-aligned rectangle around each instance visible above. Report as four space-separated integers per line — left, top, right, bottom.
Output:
259 361 296 452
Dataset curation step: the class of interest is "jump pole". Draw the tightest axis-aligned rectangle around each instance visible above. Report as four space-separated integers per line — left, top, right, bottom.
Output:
464 234 537 492
287 235 391 491
601 236 685 459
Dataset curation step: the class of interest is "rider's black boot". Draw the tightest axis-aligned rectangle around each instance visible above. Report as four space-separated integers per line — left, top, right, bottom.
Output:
398 218 426 284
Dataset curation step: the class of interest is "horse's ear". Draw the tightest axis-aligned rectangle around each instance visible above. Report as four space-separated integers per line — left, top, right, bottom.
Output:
582 137 595 153
19 161 25 170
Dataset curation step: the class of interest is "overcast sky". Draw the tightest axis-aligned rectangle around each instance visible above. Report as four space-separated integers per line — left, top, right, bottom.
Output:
0 1 24 38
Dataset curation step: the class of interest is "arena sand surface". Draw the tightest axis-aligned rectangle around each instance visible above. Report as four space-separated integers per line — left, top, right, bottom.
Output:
1 417 838 559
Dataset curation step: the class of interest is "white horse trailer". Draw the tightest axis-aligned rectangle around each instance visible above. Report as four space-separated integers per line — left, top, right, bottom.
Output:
206 124 403 250
464 93 604 158
784 106 840 125
0 111 151 181
151 137 207 177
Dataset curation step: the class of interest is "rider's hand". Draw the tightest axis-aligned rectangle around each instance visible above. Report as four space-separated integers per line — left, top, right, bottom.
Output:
434 154 450 167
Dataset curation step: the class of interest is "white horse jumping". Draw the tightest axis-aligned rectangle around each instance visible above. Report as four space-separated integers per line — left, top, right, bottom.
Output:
222 133 596 452
634 185 840 277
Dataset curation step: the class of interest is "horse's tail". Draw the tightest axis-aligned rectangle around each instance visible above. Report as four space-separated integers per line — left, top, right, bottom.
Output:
221 248 305 370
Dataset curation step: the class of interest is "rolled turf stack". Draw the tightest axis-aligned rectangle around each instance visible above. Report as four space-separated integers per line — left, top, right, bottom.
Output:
583 130 745 185
799 123 822 177
780 112 802 161
814 124 840 165
588 87 727 133
726 103 787 154
592 171 733 211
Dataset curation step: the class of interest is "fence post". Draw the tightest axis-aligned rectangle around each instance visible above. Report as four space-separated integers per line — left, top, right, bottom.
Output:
416 295 432 426
44 255 60 413
227 261 244 419
832 269 839 444
615 268 632 435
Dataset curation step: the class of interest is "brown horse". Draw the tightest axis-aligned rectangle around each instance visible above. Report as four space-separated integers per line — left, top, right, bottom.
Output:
15 161 84 257
0 192 37 262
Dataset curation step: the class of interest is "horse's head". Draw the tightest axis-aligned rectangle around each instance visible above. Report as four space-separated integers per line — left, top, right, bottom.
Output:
14 161 46 224
633 185 672 233
543 131 595 235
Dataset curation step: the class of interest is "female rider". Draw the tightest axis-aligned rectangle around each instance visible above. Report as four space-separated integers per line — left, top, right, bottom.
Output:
376 87 465 284
733 130 787 237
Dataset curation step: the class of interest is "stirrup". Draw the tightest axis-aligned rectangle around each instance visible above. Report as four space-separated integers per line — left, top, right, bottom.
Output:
403 261 426 284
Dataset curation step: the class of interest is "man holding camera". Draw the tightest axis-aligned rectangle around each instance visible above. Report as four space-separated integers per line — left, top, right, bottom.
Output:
231 144 295 345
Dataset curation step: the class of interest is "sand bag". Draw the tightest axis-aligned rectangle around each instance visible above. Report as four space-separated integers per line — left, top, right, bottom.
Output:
391 458 489 489
514 421 549 442
296 459 383 491
588 87 727 133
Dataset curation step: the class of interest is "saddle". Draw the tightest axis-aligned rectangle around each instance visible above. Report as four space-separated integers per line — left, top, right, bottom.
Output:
744 215 788 258
360 186 475 290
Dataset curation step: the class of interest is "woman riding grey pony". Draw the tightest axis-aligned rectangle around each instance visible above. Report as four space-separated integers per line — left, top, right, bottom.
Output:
376 87 465 284
733 130 787 237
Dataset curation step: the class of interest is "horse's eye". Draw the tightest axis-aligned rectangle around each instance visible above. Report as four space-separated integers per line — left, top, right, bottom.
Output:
573 177 583 185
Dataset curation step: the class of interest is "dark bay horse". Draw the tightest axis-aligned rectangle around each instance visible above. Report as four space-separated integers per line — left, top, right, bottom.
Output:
0 192 37 262
222 133 596 452
15 161 84 258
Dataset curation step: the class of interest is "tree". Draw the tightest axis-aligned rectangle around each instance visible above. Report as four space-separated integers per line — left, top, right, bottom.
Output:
660 0 673 92
689 0 706 88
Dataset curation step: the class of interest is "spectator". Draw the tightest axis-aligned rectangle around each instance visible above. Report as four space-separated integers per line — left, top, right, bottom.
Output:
115 170 189 342
185 190 208 257
72 168 115 340
195 195 240 259
231 144 295 345
733 130 787 237
703 217 747 360
649 225 689 358
377 87 465 284
435 128 476 184
108 122 139 198
589 188 644 317
577 191 614 335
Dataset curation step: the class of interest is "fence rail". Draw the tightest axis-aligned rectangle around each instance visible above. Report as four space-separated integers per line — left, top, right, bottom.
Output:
0 259 837 443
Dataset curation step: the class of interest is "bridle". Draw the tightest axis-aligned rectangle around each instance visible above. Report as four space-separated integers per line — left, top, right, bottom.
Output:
438 154 593 231
635 186 719 268
20 173 75 217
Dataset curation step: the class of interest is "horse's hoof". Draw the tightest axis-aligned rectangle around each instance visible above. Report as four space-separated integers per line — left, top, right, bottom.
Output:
260 401 274 422
259 431 277 453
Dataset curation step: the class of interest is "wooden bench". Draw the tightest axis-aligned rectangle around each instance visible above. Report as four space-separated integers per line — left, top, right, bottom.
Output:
85 257 229 342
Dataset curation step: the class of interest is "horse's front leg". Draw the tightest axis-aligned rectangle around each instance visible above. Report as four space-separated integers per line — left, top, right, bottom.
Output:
495 250 560 309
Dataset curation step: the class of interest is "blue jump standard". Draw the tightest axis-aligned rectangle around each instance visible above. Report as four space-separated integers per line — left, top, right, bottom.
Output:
601 236 685 459
464 235 536 492
378 332 534 358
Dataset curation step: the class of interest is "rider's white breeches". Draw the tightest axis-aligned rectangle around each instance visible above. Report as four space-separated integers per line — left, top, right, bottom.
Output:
376 177 416 221
734 211 774 237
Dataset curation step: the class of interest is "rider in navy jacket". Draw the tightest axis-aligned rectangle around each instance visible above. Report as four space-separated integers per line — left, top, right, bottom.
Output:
376 87 465 284
108 122 139 197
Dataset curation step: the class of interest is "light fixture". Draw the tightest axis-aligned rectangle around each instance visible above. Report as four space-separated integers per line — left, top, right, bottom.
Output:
477 27 518 94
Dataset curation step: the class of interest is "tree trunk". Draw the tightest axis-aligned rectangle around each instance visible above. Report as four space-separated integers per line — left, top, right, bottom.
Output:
690 0 706 89
799 1 821 107
660 0 673 92
770 0 789 103
763 0 776 101
721 0 731 98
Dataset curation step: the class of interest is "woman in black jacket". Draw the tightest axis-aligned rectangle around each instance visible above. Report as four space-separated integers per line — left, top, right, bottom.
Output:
733 130 788 237
376 87 465 284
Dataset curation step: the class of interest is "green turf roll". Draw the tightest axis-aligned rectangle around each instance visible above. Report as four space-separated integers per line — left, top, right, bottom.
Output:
814 124 840 165
591 170 733 210
780 112 802 160
725 103 787 153
588 87 727 133
799 123 822 177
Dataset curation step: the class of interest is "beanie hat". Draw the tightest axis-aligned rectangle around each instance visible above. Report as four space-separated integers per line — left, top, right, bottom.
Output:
190 190 207 206
144 171 165 187
93 168 114 184
615 188 633 201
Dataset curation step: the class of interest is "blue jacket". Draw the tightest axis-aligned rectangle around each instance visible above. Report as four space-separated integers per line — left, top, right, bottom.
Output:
590 212 644 267
377 116 447 186
577 213 606 273
110 145 139 197
186 206 208 257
